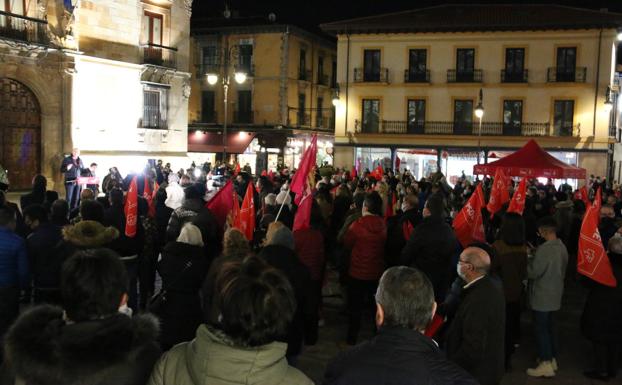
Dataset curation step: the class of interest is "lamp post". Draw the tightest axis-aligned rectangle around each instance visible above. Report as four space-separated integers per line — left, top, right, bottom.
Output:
474 88 484 164
206 42 247 164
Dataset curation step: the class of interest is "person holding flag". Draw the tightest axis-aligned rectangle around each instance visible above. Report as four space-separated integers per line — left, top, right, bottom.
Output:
526 216 568 378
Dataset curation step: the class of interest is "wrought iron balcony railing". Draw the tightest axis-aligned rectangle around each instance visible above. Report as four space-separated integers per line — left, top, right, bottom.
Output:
0 10 50 46
354 68 390 83
299 69 312 81
287 107 335 131
233 110 255 124
547 67 587 83
404 69 430 83
501 69 529 83
447 69 483 83
141 43 177 68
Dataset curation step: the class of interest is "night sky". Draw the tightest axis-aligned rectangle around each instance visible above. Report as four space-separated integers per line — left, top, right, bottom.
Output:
193 0 622 32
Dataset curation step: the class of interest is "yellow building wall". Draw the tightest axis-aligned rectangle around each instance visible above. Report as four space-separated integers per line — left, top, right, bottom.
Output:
334 29 617 152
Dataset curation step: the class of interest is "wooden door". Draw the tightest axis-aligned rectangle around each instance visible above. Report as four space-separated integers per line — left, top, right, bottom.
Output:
0 78 41 190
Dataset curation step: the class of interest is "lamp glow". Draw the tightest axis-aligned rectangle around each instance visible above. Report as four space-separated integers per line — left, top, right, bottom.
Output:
234 72 247 84
207 74 218 85
474 105 484 119
332 96 340 106
618 32 622 41
604 101 613 113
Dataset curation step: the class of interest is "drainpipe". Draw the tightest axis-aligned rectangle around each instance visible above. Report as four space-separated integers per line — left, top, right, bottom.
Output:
345 31 350 151
592 29 603 138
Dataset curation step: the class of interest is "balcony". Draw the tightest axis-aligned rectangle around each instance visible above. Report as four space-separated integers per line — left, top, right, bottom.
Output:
354 120 579 137
318 74 330 86
299 69 312 81
287 107 334 131
0 11 50 46
501 69 528 83
547 67 587 83
447 69 483 83
354 68 390 83
141 43 177 68
404 69 430 83
234 110 254 124
200 111 217 124
141 109 167 130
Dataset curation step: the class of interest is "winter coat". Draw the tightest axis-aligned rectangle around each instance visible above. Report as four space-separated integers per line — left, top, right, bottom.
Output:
385 208 422 267
294 228 325 281
580 253 622 343
164 183 184 210
553 200 573 245
166 198 220 258
25 223 63 293
258 244 312 357
527 238 568 311
147 325 313 385
0 227 28 289
104 204 145 257
445 276 506 385
492 240 527 303
343 214 387 281
60 156 84 182
324 326 478 385
19 191 46 211
156 241 211 350
400 215 460 301
2 305 161 385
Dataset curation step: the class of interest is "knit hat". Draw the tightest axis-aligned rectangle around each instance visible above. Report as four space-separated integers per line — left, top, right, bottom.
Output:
266 224 295 250
62 220 119 248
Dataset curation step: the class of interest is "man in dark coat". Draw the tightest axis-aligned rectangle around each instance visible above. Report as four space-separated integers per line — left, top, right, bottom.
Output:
580 236 622 380
60 147 85 211
1 248 161 385
598 205 618 249
385 193 421 266
445 246 506 385
324 266 477 385
400 194 459 302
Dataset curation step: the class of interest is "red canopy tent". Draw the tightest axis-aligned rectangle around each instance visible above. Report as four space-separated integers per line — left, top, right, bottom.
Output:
473 139 586 179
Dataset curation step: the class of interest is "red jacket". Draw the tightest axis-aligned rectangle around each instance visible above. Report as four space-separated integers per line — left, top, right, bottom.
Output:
343 214 387 280
293 228 325 281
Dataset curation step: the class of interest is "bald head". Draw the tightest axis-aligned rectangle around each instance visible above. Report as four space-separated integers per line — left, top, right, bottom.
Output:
609 236 622 255
461 247 491 275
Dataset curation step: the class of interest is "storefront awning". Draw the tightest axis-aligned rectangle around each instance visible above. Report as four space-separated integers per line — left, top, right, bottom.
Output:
188 131 256 154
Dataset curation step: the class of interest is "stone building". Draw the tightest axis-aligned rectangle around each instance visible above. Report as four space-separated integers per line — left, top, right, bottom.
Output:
189 16 336 174
0 0 192 190
322 5 622 183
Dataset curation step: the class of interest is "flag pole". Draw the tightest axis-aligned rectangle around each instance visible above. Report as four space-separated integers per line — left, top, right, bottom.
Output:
274 186 291 223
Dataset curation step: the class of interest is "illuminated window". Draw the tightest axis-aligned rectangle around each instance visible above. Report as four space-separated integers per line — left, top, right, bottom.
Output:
142 84 168 129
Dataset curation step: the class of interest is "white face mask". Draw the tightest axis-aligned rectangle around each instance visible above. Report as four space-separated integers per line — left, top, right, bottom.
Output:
401 203 409 212
456 263 466 280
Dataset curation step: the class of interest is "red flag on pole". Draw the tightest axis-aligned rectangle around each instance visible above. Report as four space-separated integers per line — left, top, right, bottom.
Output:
291 135 318 195
233 163 241 176
206 180 234 229
233 182 255 240
578 188 617 287
372 165 384 181
124 176 138 238
453 184 486 248
574 186 590 207
351 166 357 179
487 168 510 217
395 157 401 173
507 177 527 215
143 176 157 218
385 192 396 219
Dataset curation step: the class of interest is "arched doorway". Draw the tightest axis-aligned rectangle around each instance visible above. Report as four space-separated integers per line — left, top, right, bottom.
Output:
0 78 41 190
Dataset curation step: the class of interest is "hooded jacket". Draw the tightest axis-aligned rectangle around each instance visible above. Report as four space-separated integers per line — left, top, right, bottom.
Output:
147 325 312 385
343 214 387 281
2 305 161 385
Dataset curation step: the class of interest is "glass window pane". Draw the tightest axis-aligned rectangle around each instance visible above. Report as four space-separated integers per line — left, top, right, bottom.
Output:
152 16 162 45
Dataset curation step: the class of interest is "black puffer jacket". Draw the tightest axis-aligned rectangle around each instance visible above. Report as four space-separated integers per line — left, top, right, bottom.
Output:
324 326 478 385
1 305 161 385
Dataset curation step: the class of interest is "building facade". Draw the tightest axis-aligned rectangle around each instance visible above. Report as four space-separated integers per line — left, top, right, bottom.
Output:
322 5 622 184
189 19 336 174
0 0 192 190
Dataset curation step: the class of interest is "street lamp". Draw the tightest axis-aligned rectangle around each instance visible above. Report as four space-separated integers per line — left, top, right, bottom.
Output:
205 43 248 163
604 85 613 113
332 88 340 106
475 88 484 164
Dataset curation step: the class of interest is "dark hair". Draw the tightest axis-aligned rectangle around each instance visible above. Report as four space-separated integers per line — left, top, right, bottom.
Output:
425 195 445 218
555 191 567 202
50 200 69 222
0 206 16 227
375 266 435 330
537 216 557 232
23 204 49 224
155 187 167 206
109 188 124 206
80 200 104 223
137 196 148 217
499 212 525 246
31 175 47 197
0 190 6 207
96 196 110 210
184 185 202 201
203 257 296 347
364 191 383 215
90 163 98 167
61 248 128 322
353 192 365 210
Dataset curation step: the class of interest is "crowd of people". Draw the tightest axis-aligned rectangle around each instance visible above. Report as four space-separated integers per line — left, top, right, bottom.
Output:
0 155 620 385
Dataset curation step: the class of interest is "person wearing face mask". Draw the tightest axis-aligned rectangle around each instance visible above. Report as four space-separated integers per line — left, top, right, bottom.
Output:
385 194 422 267
526 217 568 378
598 205 618 249
445 246 505 385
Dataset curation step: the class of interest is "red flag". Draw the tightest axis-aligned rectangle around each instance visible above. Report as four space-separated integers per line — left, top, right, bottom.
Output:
143 176 157 218
385 192 397 219
351 166 357 179
206 180 234 229
592 187 602 212
487 168 510 217
291 135 318 195
124 176 138 238
293 192 314 231
233 163 241 176
574 186 589 207
395 157 401 172
578 188 617 287
261 170 267 177
507 177 527 215
372 165 384 181
424 314 445 338
453 184 486 248
233 182 255 241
